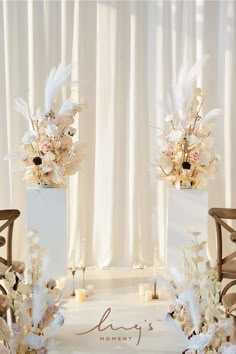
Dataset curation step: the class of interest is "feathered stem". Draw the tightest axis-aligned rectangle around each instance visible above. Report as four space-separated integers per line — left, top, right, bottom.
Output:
44 64 72 114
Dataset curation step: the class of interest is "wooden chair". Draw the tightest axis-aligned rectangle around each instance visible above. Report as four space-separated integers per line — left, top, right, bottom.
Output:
0 210 25 289
209 208 236 298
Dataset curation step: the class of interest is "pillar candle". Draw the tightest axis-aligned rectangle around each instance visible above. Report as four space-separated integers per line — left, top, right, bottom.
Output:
144 290 153 301
87 284 95 296
56 277 67 290
75 289 86 301
139 283 149 296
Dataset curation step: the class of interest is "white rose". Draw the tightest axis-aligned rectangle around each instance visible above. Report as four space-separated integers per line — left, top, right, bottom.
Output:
45 124 58 137
168 130 184 143
22 131 37 144
165 114 174 122
187 135 200 146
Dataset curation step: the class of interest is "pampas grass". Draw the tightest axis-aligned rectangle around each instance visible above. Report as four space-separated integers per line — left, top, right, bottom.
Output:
44 63 72 114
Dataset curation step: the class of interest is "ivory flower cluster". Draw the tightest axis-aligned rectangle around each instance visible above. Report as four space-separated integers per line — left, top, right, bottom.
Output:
165 232 233 353
14 64 86 187
157 62 221 188
0 237 64 354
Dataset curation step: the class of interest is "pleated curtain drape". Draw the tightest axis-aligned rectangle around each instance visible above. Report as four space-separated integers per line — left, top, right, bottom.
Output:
0 0 235 268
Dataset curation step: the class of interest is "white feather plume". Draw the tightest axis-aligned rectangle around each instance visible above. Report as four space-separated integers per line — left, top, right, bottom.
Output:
44 63 72 114
51 312 64 327
165 313 189 347
38 254 49 286
14 97 30 121
177 287 201 331
24 332 42 349
24 319 62 350
219 343 236 354
32 285 48 328
187 332 212 351
203 108 223 122
168 267 185 286
24 330 60 351
166 314 212 352
172 57 208 116
58 98 77 116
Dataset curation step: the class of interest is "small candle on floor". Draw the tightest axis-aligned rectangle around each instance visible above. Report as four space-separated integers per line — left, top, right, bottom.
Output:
56 277 67 290
144 290 153 302
87 284 95 296
139 283 149 296
75 289 86 301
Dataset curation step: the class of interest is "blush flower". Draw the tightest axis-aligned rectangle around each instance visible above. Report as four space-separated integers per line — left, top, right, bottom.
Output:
11 323 23 335
189 150 200 162
40 142 51 153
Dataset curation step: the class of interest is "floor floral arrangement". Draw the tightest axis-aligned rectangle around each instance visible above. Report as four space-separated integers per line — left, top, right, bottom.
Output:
0 236 64 353
157 60 221 188
9 63 86 188
159 231 236 354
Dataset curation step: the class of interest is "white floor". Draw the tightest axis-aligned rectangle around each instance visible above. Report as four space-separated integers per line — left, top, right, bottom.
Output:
51 268 182 354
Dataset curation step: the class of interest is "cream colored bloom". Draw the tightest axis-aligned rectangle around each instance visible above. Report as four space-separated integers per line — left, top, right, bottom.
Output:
45 123 58 137
168 130 184 143
22 131 38 144
165 114 174 122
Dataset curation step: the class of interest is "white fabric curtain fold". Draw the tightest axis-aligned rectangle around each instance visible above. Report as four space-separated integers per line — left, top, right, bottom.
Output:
0 0 235 267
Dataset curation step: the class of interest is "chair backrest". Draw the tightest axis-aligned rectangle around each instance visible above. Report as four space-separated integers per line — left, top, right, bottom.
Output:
209 208 236 280
0 210 20 267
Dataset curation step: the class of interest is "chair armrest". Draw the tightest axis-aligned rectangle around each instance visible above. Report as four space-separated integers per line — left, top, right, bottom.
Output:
227 301 236 316
0 257 7 266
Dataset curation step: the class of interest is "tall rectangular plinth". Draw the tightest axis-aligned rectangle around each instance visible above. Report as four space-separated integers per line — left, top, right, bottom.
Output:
27 188 67 280
166 188 208 274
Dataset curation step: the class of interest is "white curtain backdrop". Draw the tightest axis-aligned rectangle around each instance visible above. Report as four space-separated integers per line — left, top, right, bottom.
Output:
0 0 235 268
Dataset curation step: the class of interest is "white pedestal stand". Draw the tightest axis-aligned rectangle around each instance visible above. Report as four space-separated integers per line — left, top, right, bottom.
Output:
27 188 67 280
166 188 208 274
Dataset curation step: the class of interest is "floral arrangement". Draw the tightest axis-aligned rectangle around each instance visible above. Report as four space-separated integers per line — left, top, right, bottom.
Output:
14 64 86 187
163 231 234 353
157 61 221 188
0 236 64 353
